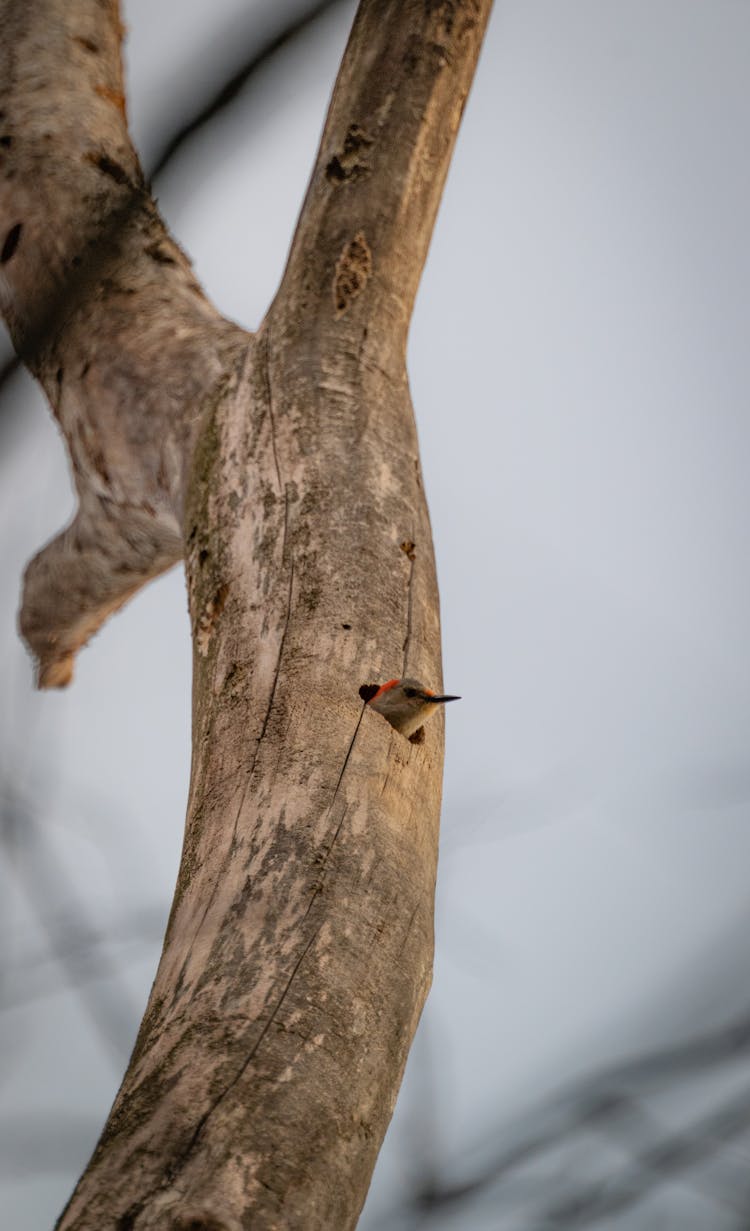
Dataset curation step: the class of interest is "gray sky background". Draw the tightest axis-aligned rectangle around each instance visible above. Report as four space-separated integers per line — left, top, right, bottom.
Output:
2 2 750 1227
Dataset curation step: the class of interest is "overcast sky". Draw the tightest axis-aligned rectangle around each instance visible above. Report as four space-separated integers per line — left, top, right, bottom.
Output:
3 2 750 1227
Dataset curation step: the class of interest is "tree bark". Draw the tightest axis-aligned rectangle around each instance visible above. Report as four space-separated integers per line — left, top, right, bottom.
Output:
1 1 492 1227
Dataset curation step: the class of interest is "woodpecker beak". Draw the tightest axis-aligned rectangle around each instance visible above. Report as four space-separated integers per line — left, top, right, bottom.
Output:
428 694 460 704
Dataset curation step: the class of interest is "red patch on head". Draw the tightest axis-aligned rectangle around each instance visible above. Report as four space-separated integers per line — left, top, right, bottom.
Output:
423 688 435 697
369 679 400 703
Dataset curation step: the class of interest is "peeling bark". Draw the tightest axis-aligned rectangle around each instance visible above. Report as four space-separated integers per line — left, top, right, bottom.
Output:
1 0 493 1227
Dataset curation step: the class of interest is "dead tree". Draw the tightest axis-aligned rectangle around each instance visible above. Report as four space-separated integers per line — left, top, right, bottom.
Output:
0 1 492 1227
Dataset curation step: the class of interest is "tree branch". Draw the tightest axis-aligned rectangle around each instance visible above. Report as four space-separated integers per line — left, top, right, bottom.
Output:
0 0 247 686
2 0 492 1226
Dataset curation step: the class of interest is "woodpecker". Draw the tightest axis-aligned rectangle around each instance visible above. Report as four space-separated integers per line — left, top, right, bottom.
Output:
364 677 460 738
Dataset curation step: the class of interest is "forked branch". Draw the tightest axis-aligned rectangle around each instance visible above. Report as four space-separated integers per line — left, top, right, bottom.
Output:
1 1 492 1227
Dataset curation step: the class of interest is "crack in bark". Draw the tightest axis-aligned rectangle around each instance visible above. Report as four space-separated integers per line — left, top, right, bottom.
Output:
328 703 366 813
402 550 416 675
261 329 282 496
303 805 349 923
252 556 295 769
302 705 365 920
230 551 295 852
279 484 291 569
399 898 421 956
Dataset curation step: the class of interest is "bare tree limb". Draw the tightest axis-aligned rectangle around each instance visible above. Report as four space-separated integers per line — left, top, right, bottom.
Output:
0 2 349 412
1 0 247 687
146 0 347 181
2 0 491 1226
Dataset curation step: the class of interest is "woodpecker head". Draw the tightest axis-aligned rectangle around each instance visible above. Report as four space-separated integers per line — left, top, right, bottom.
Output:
363 677 460 738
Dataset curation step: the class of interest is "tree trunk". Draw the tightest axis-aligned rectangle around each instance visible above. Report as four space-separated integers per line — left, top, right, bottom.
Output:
0 1 492 1226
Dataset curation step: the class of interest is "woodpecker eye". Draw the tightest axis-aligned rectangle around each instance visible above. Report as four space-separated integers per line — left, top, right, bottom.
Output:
403 687 418 698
